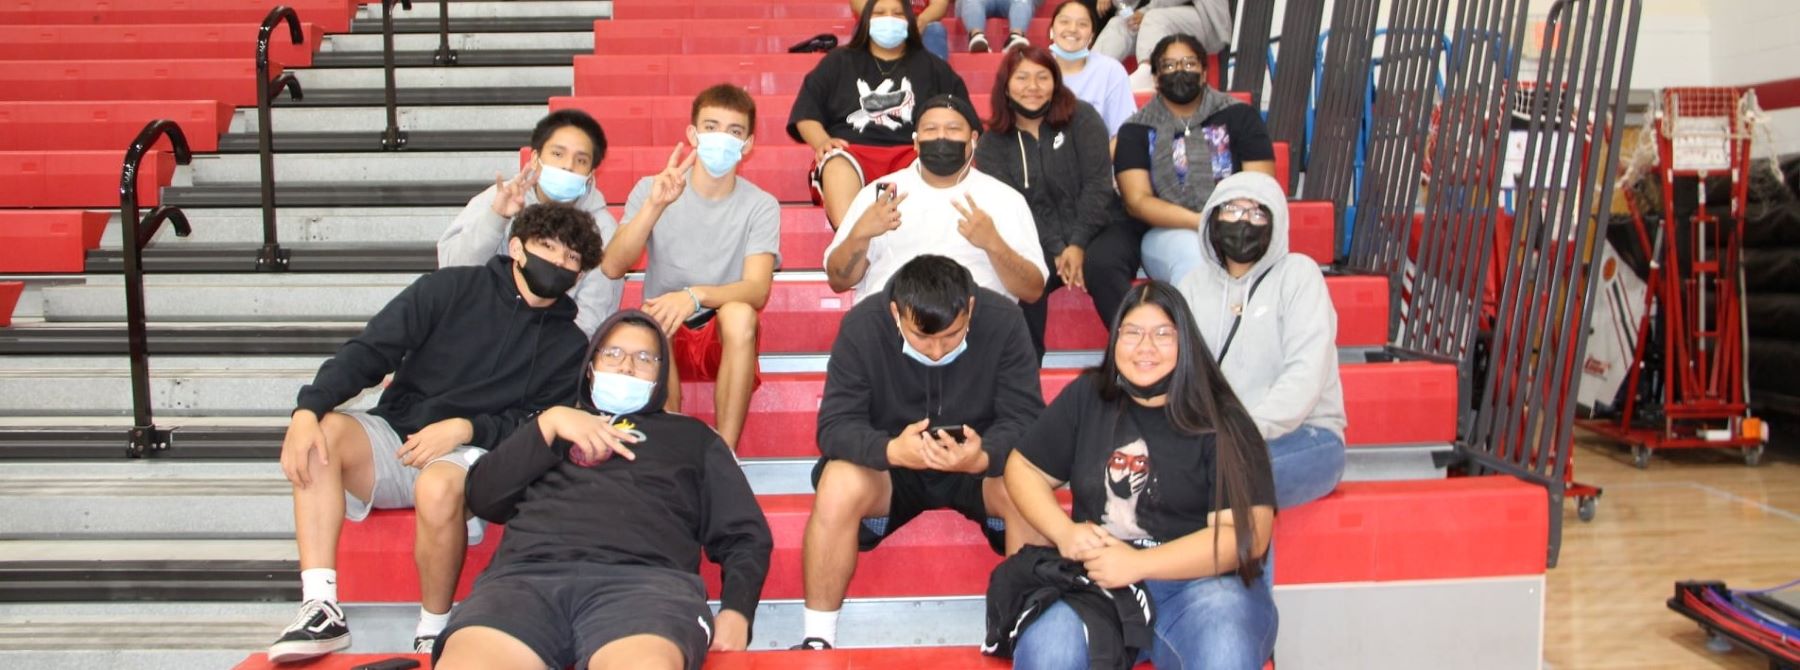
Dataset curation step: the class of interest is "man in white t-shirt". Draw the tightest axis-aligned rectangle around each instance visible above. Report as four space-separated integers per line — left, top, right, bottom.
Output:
824 94 1048 304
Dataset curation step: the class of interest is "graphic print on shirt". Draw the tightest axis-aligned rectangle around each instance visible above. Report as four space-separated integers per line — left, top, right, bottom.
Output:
1100 439 1152 541
1201 124 1236 180
848 77 915 132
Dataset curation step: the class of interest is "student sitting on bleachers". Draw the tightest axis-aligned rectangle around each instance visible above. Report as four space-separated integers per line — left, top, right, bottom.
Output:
1046 0 1138 138
598 84 781 451
850 0 953 60
790 0 971 230
1003 280 1277 669
1092 0 1232 90
960 0 1041 52
825 94 1048 304
439 109 622 335
433 309 773 670
1178 172 1345 509
974 46 1130 359
1094 33 1274 292
797 255 1047 650
270 204 600 662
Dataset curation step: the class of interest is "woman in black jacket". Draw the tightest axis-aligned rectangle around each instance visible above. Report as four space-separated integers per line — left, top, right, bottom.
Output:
975 45 1130 359
433 310 773 670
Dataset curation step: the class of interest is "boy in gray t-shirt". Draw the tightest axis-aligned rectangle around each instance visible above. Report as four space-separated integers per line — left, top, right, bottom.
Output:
600 84 781 450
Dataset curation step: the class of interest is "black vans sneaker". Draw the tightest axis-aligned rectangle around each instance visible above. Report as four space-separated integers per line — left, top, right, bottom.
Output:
267 599 350 663
413 635 438 655
790 637 834 651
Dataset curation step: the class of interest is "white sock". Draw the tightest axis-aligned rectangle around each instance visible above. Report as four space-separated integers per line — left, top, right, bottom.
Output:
300 568 338 604
416 607 451 638
802 607 839 645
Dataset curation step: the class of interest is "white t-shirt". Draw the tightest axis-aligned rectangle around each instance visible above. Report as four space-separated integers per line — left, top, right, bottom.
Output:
825 161 1047 302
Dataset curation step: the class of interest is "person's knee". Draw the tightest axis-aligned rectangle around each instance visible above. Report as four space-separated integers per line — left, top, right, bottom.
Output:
588 635 684 670
982 477 1018 516
819 155 859 185
315 413 362 467
716 302 759 346
1012 604 1089 670
811 463 884 527
414 464 468 528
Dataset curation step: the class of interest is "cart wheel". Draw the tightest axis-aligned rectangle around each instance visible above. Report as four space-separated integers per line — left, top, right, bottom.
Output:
1632 445 1652 469
1705 630 1732 653
1577 496 1597 522
1743 445 1763 467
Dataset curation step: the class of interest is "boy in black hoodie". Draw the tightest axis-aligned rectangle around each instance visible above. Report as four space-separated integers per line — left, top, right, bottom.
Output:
432 310 773 670
796 255 1047 649
269 204 600 663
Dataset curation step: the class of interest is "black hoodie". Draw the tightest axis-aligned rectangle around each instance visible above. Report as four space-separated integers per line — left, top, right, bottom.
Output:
816 288 1046 478
294 255 587 448
463 310 774 624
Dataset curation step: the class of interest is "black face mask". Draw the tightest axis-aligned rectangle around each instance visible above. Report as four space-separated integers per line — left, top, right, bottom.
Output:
1209 217 1275 265
1158 70 1204 105
518 248 579 299
1008 98 1050 119
1120 373 1172 400
917 138 970 177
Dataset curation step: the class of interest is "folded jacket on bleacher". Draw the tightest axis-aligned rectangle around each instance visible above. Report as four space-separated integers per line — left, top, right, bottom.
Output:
294 256 588 449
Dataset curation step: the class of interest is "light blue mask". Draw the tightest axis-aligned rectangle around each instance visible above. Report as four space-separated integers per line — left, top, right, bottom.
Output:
868 16 909 50
899 327 968 367
537 162 590 203
1050 43 1090 61
589 370 654 416
695 132 746 178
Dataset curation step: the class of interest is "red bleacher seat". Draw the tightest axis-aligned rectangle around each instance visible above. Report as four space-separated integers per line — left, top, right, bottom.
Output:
1289 200 1335 263
572 53 1001 97
0 0 356 33
941 17 1052 43
0 281 21 327
0 210 109 273
0 150 173 207
0 101 235 152
333 477 1542 603
550 94 996 148
593 18 863 56
0 60 270 106
0 23 322 65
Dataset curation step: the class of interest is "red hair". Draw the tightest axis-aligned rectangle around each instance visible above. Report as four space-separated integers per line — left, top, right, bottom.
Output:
986 45 1078 135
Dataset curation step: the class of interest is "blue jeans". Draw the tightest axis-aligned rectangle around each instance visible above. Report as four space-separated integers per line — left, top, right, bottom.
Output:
1140 227 1203 284
1269 424 1346 510
1014 575 1278 670
959 0 1038 36
921 21 949 60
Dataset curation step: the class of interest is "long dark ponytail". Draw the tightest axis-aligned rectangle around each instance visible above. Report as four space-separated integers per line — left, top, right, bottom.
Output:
1093 281 1268 584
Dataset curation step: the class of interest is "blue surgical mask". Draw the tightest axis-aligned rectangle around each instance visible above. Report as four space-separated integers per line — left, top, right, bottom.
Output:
537 162 590 203
899 327 968 367
868 16 909 50
589 370 654 416
1050 43 1090 61
694 132 745 178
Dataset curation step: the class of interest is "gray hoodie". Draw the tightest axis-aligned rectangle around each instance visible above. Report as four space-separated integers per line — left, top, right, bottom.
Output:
1176 172 1346 441
437 184 624 336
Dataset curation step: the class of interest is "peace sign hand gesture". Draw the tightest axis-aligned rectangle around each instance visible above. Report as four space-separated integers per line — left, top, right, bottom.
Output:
490 162 540 218
951 194 1003 252
647 143 698 209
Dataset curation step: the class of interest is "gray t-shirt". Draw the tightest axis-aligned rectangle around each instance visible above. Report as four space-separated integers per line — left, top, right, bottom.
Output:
623 175 783 298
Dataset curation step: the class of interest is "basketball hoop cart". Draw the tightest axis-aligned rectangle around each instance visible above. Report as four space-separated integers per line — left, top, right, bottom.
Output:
1578 87 1770 468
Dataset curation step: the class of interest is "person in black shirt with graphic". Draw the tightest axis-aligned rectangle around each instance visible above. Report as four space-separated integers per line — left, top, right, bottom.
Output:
432 309 773 670
1004 281 1278 670
789 0 971 230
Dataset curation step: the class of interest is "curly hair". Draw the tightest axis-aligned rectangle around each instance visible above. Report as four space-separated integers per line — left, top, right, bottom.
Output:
509 202 604 271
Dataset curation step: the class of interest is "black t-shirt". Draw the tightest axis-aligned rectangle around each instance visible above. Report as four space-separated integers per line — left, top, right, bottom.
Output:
1018 373 1276 546
787 47 971 147
1113 104 1274 179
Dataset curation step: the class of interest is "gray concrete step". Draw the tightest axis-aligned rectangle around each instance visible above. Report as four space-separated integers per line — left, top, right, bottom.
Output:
290 65 570 90
183 151 519 184
321 30 593 53
102 207 463 247
354 0 611 21
232 105 547 134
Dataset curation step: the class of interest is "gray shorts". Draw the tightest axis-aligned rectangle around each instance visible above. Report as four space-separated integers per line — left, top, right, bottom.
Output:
342 411 486 522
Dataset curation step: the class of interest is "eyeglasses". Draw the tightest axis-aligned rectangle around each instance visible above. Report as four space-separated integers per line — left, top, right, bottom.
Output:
1157 58 1203 74
597 346 660 374
1118 325 1178 349
1217 203 1270 225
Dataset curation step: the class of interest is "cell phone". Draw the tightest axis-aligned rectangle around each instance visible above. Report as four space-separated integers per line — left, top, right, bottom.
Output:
684 307 717 330
927 425 967 442
876 182 894 201
350 658 421 670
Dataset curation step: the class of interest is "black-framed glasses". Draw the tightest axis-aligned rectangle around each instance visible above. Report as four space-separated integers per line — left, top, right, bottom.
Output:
597 346 660 373
1157 58 1203 74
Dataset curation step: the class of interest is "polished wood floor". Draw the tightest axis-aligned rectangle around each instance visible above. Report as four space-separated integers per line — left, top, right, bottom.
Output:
1542 437 1800 669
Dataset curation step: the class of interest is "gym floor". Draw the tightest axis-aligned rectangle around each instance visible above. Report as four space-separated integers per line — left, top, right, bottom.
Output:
1543 436 1800 669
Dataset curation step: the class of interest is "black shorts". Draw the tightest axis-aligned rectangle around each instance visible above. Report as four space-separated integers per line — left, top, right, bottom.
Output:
434 561 714 670
811 458 1006 555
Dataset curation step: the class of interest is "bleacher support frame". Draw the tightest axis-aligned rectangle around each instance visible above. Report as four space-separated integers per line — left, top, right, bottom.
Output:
1229 0 1277 109
256 6 305 272
379 0 413 150
118 120 196 458
1266 0 1326 191
1301 0 1381 252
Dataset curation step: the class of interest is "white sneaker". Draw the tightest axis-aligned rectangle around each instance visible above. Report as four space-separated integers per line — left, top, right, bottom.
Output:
968 32 990 53
1004 33 1029 52
267 600 351 663
467 516 486 546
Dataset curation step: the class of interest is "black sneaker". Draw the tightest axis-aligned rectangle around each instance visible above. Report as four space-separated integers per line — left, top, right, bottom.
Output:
267 599 350 663
790 637 834 650
413 635 438 655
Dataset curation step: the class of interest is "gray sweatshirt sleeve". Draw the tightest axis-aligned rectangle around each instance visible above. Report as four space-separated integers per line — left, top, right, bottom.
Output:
1248 259 1339 439
438 185 511 267
571 201 624 336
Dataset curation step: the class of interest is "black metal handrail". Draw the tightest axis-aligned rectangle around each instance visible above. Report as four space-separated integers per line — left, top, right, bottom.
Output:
119 120 194 458
257 6 304 272
381 0 413 150
433 0 458 65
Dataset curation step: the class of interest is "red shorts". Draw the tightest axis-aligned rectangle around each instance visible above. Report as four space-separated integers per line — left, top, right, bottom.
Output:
810 143 919 205
670 315 762 390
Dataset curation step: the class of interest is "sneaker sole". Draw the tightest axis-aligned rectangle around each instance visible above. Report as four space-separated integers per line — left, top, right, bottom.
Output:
267 634 352 664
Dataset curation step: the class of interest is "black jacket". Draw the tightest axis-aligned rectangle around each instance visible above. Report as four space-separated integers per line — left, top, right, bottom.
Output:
294 255 587 448
815 288 1045 478
984 545 1155 670
464 310 774 623
975 101 1124 257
